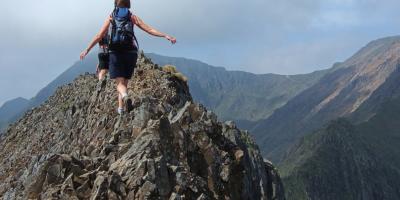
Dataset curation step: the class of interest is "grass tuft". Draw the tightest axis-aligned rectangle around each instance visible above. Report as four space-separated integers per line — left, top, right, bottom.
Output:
162 65 188 82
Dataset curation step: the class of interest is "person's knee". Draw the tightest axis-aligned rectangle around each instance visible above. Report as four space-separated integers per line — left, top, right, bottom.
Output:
115 77 124 84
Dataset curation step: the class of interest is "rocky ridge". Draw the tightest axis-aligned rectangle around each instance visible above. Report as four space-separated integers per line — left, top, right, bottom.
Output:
0 54 284 200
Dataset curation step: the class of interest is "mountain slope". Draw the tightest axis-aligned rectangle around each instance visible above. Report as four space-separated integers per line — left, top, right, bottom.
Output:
29 55 97 109
0 97 29 132
252 36 400 161
0 55 96 132
281 96 400 200
0 54 284 199
148 53 327 122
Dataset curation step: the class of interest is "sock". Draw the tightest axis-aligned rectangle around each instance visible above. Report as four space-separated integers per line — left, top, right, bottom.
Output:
121 93 128 98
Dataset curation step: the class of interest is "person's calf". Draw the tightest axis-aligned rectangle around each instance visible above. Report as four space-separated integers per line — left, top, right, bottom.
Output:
116 78 128 95
98 69 108 81
118 93 123 109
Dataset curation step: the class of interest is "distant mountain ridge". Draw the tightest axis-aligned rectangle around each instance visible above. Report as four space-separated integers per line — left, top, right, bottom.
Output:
0 55 97 132
147 53 327 121
0 97 29 132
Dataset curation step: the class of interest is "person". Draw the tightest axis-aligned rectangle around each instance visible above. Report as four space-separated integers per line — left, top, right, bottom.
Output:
97 35 110 82
80 0 177 114
95 35 110 92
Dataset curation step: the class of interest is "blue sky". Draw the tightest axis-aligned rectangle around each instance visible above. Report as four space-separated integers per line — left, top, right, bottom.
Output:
1 0 400 106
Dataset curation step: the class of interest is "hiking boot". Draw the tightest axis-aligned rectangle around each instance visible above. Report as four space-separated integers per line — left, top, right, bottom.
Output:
123 96 134 113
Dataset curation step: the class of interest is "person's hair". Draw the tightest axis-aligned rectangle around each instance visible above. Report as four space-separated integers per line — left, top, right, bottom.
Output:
114 0 131 8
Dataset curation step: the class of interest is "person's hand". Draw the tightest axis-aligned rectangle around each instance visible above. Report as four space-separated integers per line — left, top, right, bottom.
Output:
165 35 177 44
80 49 89 60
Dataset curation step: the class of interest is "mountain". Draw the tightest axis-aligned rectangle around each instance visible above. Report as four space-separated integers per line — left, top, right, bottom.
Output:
0 52 326 132
29 55 98 109
281 96 400 200
0 97 29 132
0 54 285 199
147 53 327 122
0 55 97 132
251 36 400 161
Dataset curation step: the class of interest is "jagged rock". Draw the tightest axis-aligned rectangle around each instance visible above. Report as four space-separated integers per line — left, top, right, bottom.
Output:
0 53 285 199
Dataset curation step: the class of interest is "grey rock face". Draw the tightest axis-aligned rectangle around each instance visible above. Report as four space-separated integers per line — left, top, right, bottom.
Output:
0 53 284 200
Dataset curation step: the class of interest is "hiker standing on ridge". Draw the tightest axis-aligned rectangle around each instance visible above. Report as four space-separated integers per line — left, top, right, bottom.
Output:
80 0 177 114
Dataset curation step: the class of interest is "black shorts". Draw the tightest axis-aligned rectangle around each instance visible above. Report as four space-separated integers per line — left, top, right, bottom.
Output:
109 51 138 79
98 53 109 70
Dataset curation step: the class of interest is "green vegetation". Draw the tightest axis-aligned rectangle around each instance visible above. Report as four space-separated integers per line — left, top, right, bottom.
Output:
239 131 257 150
162 65 188 83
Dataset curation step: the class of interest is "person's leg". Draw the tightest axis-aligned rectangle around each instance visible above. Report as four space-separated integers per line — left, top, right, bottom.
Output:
105 69 109 78
96 64 100 78
117 93 124 114
116 77 128 97
123 79 129 90
99 69 108 80
115 78 125 114
115 77 133 113
96 68 108 92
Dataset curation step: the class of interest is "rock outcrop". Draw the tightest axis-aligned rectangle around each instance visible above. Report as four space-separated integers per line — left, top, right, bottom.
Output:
0 54 284 200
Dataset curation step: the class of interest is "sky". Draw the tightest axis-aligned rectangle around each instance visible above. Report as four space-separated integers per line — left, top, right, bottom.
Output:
1 0 400 106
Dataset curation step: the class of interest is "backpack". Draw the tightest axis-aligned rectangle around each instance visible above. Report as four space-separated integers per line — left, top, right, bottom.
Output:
108 7 139 51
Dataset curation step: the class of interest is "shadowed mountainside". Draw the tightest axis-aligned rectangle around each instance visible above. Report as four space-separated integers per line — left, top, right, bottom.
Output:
147 53 327 122
281 96 400 200
0 97 29 132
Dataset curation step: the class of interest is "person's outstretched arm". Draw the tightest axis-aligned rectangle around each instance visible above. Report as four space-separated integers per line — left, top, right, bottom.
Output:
80 17 111 60
133 15 177 44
